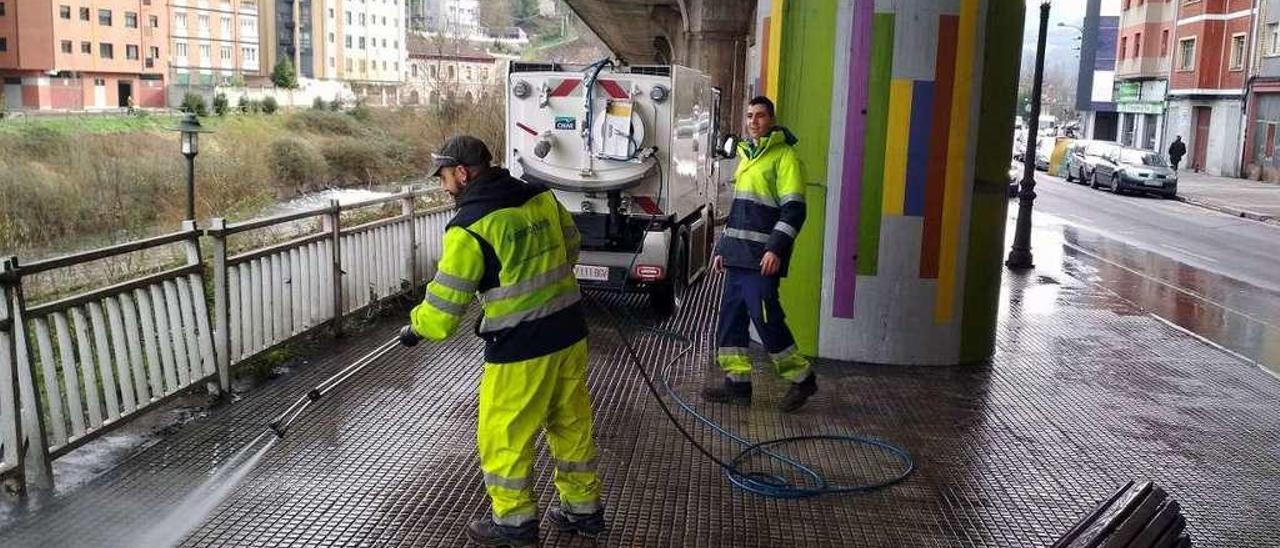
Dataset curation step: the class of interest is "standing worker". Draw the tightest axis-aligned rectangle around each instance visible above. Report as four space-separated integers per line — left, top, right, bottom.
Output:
703 96 818 412
1168 136 1186 172
399 136 604 547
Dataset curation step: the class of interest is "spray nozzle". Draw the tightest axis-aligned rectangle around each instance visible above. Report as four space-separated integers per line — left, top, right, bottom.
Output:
267 421 286 439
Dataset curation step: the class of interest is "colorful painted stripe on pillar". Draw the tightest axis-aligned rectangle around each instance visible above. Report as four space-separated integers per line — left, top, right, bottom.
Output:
936 0 980 323
832 5 975 321
832 0 875 319
766 0 785 101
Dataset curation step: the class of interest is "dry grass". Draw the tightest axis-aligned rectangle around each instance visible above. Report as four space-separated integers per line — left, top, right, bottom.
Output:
0 94 504 260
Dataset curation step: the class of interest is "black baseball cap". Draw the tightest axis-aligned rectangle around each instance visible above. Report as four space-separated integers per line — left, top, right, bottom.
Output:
431 135 493 177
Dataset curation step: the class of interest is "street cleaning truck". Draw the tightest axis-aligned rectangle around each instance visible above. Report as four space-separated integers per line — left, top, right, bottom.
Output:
504 61 721 314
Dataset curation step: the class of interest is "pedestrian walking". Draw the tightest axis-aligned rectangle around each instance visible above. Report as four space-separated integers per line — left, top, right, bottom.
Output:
399 136 604 547
1168 136 1186 171
703 96 818 413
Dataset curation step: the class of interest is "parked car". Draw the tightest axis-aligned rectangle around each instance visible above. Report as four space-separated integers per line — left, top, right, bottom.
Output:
1090 148 1178 198
1067 141 1120 185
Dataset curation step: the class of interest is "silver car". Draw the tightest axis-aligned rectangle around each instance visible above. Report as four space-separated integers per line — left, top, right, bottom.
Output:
1090 148 1178 198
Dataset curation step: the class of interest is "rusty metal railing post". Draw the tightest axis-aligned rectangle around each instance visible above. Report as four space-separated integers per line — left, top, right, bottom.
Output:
401 186 418 290
207 218 232 394
322 200 344 336
1 257 54 494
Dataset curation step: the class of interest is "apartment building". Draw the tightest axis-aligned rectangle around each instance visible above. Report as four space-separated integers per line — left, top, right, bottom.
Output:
341 0 406 104
169 0 262 88
403 32 498 107
1077 0 1122 141
1166 0 1254 176
1244 0 1280 180
1114 0 1176 151
1 0 168 110
260 0 342 81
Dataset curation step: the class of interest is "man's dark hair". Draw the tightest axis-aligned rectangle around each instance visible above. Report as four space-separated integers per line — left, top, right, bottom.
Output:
748 96 775 118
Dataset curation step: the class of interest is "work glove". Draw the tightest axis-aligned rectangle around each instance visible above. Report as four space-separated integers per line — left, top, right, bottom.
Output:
398 325 423 347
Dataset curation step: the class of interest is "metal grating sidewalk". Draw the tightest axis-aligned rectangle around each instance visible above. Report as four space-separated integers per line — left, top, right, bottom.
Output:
1 248 1278 547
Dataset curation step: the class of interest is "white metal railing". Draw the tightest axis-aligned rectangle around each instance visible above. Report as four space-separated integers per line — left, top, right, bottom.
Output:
1 187 452 493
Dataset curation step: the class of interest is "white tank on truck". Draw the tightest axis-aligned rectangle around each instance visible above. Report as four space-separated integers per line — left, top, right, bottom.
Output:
504 61 721 314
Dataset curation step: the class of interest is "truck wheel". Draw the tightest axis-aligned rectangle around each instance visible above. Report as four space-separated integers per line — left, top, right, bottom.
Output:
650 229 688 317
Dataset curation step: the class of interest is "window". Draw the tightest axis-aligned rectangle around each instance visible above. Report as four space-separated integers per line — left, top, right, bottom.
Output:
93 78 105 86
79 7 89 20
198 14 209 31
99 9 112 26
241 46 256 62
125 12 137 28
149 46 159 59
465 66 472 80
60 5 71 19
359 13 366 25
100 43 113 59
221 16 231 35
345 35 352 47
1134 32 1141 59
1231 33 1246 70
381 38 386 47
1269 23 1280 56
149 15 158 28
221 45 232 61
359 36 365 49
481 68 489 80
241 19 255 34
176 42 187 57
430 64 437 78
360 59 366 71
329 56 334 68
81 41 91 54
346 58 353 71
126 44 139 60
328 32 334 43
447 65 454 80
199 44 211 58
61 40 73 53
0 3 5 16
1161 29 1169 57
345 11 351 24
412 64 418 77
175 13 187 28
0 38 6 53
1120 36 1127 59
328 8 334 18
1178 37 1195 71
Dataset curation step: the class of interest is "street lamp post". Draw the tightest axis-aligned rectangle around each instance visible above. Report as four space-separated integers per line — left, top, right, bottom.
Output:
172 113 212 222
1006 0 1051 270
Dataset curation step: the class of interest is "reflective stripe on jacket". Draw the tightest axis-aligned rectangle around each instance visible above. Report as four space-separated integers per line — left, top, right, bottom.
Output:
410 169 587 363
717 126 807 277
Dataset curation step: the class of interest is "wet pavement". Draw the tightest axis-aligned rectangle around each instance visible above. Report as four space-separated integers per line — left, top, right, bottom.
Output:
0 217 1278 547
1034 171 1280 375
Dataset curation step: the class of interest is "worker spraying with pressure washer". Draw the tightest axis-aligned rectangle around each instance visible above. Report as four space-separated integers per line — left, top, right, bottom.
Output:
704 96 817 412
398 136 604 547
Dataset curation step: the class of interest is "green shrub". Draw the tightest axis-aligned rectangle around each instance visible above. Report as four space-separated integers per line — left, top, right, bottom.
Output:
312 96 326 110
262 96 279 114
348 100 372 123
328 98 342 111
16 126 71 159
286 110 364 136
322 138 383 184
237 95 249 113
181 93 208 117
213 93 229 116
248 100 262 114
269 137 327 189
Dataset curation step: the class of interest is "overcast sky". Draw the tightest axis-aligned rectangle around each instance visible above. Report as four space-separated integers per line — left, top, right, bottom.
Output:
1025 0 1088 45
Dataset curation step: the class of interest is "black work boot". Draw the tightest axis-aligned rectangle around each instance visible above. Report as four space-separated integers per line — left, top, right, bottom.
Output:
701 378 752 405
779 374 818 413
465 517 539 547
547 506 606 538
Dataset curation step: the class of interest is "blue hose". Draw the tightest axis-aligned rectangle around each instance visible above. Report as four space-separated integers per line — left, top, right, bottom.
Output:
587 295 916 499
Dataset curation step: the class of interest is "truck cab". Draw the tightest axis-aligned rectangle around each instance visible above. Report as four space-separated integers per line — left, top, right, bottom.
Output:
504 61 719 315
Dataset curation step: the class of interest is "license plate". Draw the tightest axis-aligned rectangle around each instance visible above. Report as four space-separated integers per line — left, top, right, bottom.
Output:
574 265 610 281
1144 180 1163 187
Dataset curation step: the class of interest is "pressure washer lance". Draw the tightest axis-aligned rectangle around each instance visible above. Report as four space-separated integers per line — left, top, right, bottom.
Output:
266 338 401 438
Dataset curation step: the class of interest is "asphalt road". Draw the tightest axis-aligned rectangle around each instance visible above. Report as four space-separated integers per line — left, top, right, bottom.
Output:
1027 171 1280 374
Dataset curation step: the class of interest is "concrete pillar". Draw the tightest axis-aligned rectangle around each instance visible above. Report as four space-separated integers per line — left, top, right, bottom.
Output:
751 0 1023 365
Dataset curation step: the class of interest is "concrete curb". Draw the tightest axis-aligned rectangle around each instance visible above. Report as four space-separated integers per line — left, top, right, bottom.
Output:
1175 195 1278 225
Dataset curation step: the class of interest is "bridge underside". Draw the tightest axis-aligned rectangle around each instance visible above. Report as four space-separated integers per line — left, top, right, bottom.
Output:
1 249 1277 547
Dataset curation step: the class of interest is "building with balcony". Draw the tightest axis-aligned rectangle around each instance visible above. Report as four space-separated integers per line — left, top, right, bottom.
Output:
1 0 168 110
1166 0 1254 176
169 0 262 93
260 0 343 82
341 0 406 104
1244 0 1280 181
1113 0 1176 151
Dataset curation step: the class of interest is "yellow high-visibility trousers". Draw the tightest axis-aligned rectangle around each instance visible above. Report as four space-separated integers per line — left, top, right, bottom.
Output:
478 339 601 526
